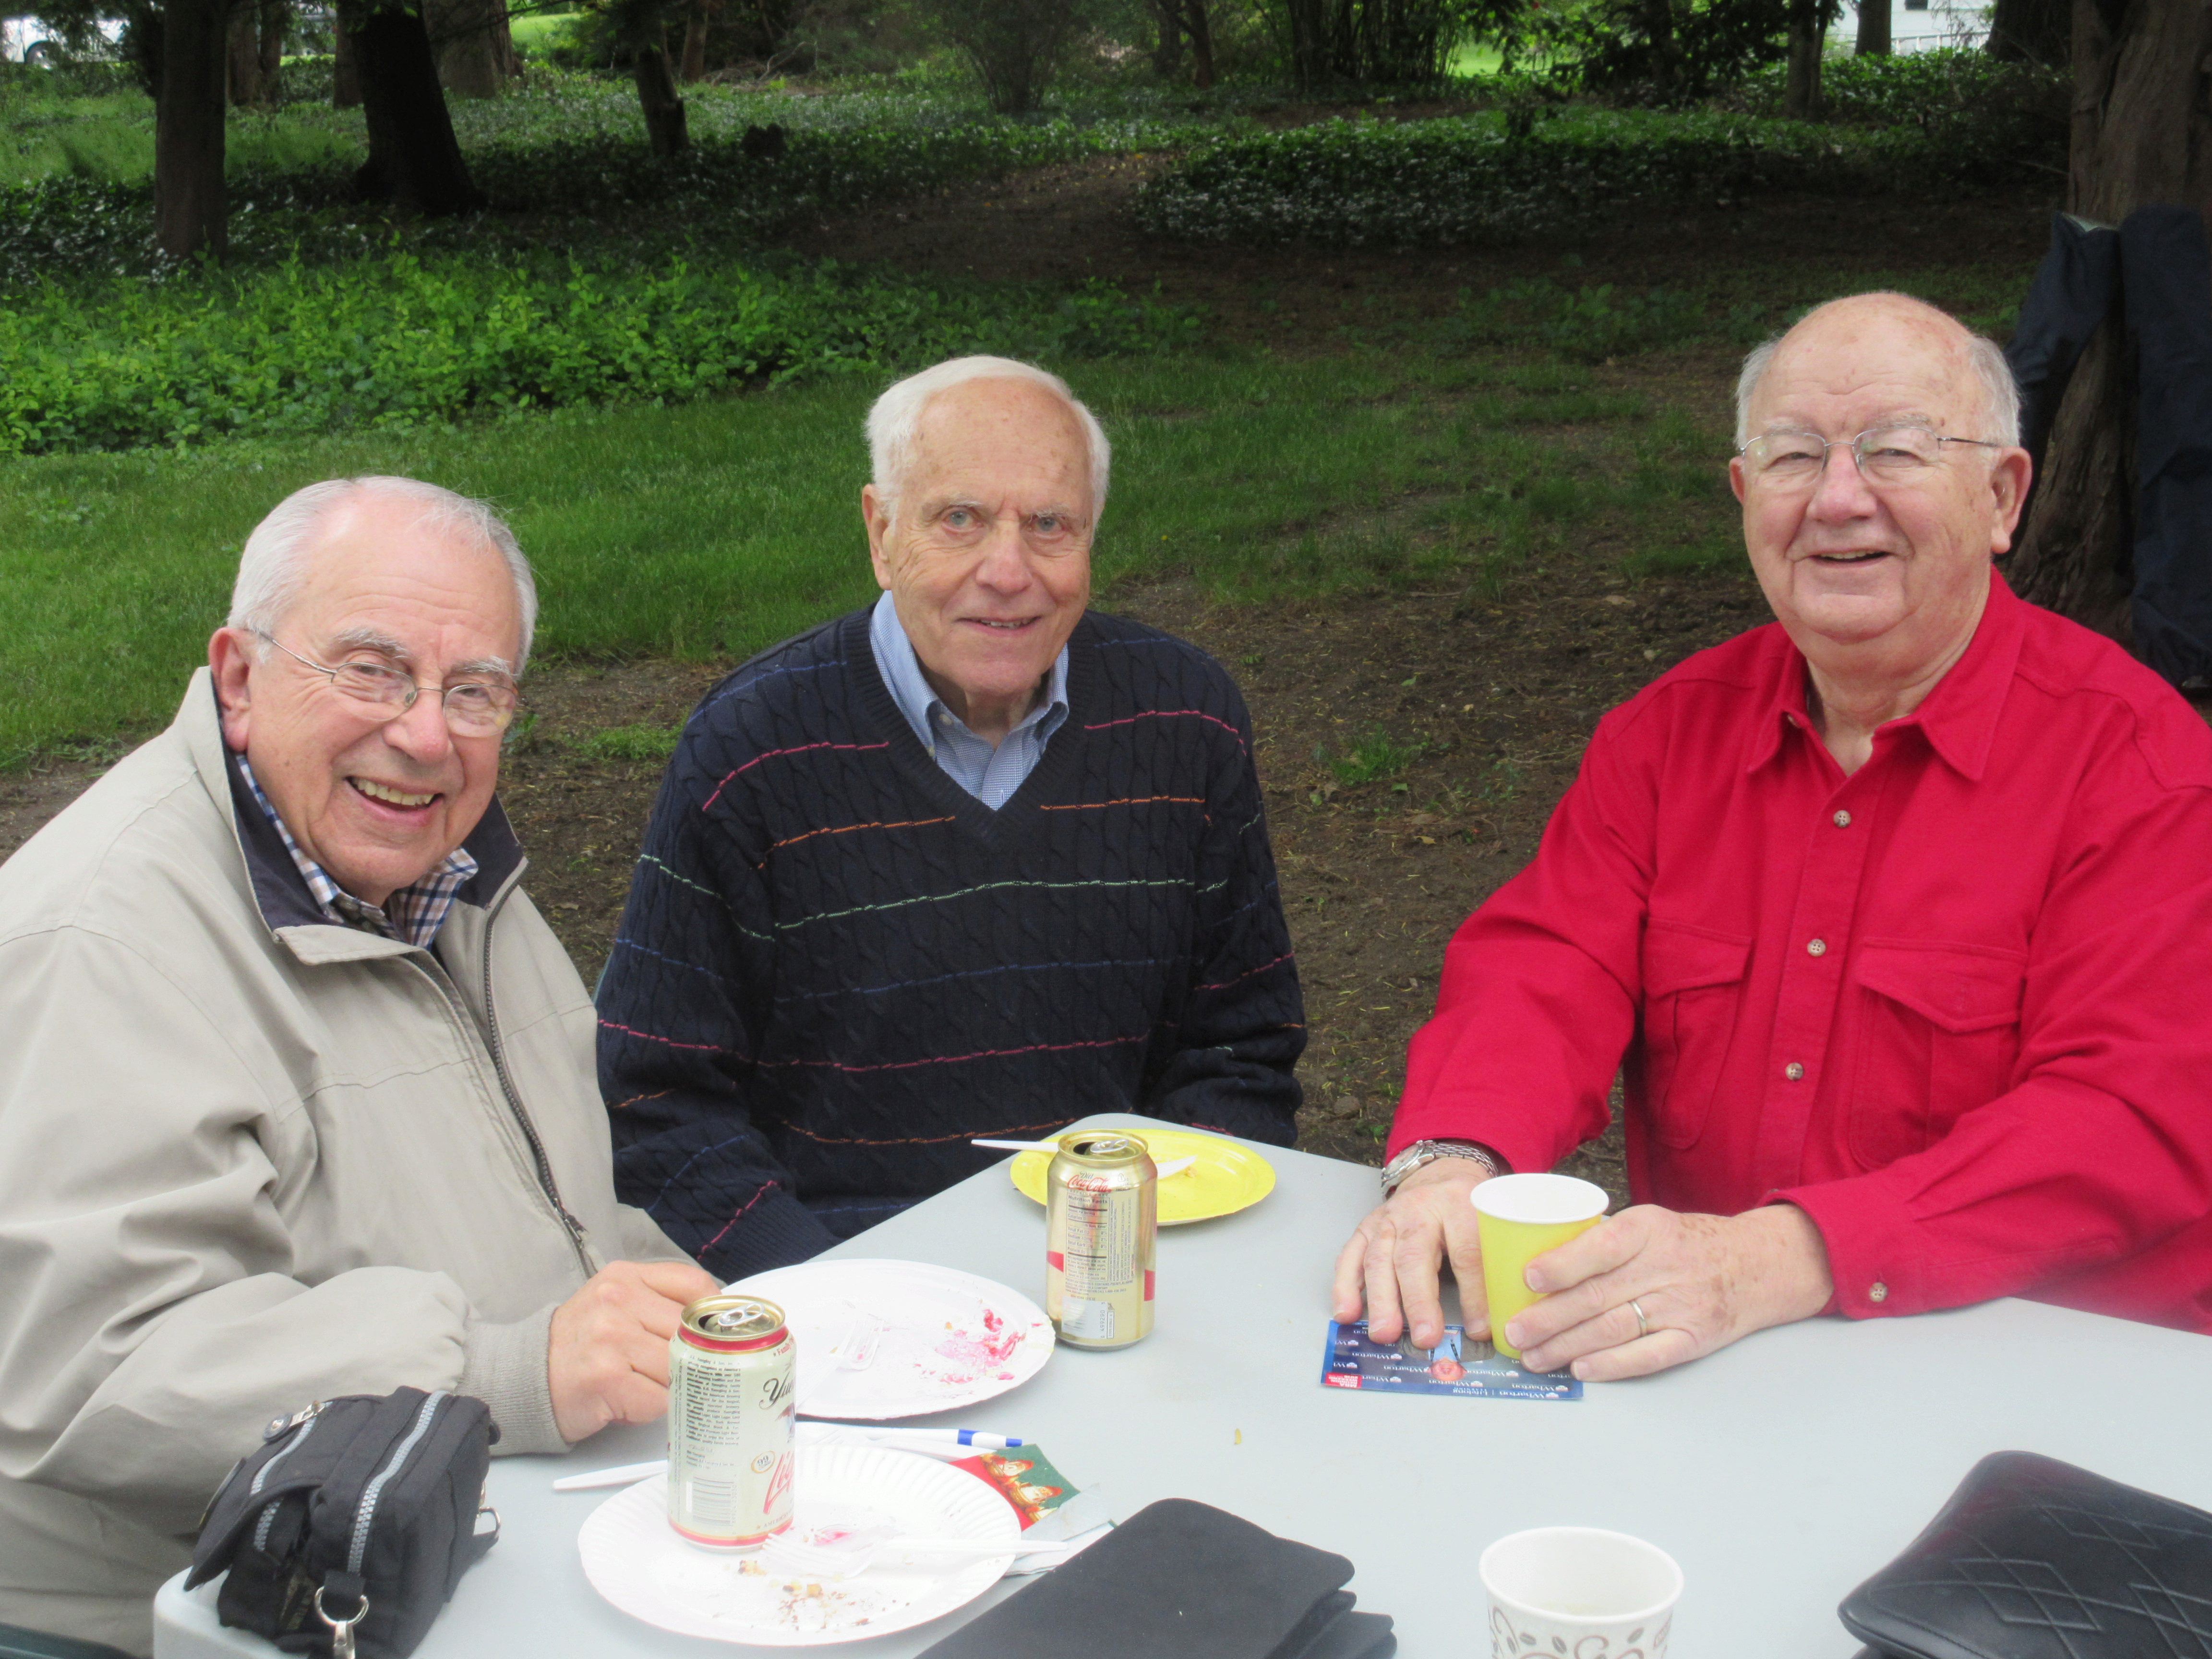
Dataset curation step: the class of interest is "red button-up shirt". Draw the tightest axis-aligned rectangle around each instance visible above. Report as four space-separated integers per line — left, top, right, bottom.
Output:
1393 571 2212 1332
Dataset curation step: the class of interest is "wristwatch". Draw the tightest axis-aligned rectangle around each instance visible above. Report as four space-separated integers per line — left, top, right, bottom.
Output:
1379 1137 1509 1197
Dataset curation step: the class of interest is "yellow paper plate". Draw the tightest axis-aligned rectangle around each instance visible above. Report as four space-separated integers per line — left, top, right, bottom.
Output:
1009 1130 1276 1225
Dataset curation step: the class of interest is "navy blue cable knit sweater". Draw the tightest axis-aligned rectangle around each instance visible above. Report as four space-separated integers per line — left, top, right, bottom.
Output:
598 606 1305 1280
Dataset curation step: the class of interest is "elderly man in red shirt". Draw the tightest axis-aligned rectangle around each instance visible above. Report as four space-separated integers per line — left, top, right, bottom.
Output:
1334 290 2212 1382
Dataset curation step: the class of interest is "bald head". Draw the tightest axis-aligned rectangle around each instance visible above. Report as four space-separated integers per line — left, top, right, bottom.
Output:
1735 293 2019 450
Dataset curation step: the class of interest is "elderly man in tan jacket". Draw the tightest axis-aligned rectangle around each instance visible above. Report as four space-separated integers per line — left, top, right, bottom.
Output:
0 478 716 1656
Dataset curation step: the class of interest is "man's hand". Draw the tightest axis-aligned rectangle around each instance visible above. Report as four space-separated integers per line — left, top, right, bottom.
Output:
548 1259 722 1443
1507 1202 1833 1381
1329 1159 1491 1350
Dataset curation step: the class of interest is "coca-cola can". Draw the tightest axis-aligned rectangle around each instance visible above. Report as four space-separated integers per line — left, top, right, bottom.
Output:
667 1293 796 1549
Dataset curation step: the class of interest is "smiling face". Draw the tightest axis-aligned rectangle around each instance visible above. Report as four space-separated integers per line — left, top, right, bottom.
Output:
210 492 521 908
864 377 1094 745
1730 296 2030 688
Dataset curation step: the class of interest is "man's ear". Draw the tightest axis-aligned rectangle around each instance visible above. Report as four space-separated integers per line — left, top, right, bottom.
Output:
209 627 257 752
862 485 894 592
1987 447 2033 555
1727 455 1748 506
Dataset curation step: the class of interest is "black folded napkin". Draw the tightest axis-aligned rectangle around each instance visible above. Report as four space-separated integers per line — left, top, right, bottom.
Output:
917 1498 1394 1659
1839 1450 2212 1659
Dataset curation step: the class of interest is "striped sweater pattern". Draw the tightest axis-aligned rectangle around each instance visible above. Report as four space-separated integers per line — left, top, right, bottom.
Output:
597 606 1305 1280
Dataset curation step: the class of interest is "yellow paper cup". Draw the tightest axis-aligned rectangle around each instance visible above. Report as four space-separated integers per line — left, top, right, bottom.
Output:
1470 1173 1610 1360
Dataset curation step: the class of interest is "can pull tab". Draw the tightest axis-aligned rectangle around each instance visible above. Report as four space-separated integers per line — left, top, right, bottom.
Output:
315 1576 369 1659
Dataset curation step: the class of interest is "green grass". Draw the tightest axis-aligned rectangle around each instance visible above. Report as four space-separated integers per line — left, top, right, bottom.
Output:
1325 729 1429 785
576 723 685 760
0 350 1746 763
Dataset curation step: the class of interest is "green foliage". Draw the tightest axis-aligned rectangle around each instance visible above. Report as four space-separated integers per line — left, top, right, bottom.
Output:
576 722 685 759
0 79 1177 288
0 250 1197 456
1732 47 2066 129
1136 103 2062 248
1524 0 1793 102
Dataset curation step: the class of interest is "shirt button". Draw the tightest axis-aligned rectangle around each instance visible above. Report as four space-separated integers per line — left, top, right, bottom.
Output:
1806 938 1827 957
1868 1282 1889 1303
1832 810 1851 828
1785 1062 1804 1081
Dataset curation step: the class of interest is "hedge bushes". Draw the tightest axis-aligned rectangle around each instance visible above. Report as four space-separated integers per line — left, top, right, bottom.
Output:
0 252 1197 456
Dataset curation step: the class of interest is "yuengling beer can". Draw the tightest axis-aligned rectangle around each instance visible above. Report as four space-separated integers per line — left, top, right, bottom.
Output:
667 1294 795 1549
1045 1131 1156 1348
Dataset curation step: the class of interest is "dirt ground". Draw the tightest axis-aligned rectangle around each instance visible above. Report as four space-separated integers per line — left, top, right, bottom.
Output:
0 155 2064 1199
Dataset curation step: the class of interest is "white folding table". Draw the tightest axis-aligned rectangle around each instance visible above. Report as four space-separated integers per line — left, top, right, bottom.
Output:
154 1112 2212 1657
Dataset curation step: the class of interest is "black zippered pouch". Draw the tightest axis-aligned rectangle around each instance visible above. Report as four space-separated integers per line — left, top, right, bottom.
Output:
186 1388 500 1659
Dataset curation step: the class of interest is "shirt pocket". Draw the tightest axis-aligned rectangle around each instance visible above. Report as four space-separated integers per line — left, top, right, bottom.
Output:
1637 920 1752 1151
1850 941 2028 1168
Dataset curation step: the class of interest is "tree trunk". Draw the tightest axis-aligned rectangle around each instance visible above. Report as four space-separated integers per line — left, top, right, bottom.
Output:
1854 0 1889 57
1147 0 1184 75
2008 0 2212 631
633 39 689 154
353 3 482 214
1986 0 2069 63
332 10 361 106
1179 0 1214 87
1643 0 1683 93
680 0 712 81
227 1 264 103
428 0 507 96
1784 0 1826 117
128 2 167 104
257 0 286 91
156 0 228 260
1284 0 1325 87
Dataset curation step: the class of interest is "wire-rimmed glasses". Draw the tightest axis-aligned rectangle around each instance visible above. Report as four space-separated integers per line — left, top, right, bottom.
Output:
255 632 523 736
1737 424 2005 493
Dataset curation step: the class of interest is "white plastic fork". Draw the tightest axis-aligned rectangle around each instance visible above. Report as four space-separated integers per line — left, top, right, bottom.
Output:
970 1140 1198 1178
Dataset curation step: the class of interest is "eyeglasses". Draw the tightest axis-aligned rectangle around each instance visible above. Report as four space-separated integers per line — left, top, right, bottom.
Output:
1737 424 2005 492
256 632 523 736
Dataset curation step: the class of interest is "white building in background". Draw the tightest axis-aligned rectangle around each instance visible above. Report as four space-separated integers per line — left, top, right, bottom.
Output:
1 12 126 61
1839 0 1993 53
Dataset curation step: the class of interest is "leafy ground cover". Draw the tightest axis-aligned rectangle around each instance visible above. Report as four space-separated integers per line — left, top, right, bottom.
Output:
1136 96 2063 248
0 252 1192 455
0 76 1207 287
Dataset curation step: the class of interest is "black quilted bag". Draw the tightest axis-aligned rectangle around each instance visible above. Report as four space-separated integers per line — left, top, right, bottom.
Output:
186 1389 500 1659
1840 1450 2212 1659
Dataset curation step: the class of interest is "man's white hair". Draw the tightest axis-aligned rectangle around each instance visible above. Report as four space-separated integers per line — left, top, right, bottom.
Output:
866 356 1112 519
228 477 539 672
1733 295 2022 450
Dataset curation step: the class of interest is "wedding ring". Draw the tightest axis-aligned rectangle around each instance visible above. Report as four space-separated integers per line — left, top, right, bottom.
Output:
1629 1298 1650 1340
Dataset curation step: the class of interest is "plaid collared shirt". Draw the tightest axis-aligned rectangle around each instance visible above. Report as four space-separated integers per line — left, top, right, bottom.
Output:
236 756 476 949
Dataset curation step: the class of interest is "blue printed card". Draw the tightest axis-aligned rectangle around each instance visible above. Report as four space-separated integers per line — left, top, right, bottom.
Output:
1320 1319 1583 1401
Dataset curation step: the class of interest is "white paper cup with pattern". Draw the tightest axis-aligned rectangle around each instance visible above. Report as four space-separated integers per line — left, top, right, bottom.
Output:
1479 1526 1681 1658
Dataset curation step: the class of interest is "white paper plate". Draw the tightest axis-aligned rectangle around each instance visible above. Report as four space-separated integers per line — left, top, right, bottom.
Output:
578 1445 1018 1646
729 1259 1055 1420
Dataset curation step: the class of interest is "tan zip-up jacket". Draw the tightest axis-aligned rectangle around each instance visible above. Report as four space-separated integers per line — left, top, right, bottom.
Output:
0 672 687 1654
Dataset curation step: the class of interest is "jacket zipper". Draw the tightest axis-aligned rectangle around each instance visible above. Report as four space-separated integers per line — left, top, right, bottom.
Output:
347 1392 447 1575
474 878 592 1271
405 872 592 1277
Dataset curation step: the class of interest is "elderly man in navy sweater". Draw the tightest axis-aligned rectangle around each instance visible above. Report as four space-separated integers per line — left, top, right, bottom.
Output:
598 357 1305 1278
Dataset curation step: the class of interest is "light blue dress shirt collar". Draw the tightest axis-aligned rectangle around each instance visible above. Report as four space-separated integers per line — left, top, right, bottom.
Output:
868 591 1070 810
